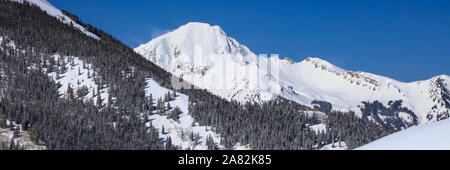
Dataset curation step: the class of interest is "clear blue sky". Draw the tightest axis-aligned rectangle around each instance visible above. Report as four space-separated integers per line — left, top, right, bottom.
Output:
48 0 450 82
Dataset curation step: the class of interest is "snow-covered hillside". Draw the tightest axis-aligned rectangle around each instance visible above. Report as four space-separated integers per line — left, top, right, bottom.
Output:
10 0 100 40
144 78 224 150
47 55 110 106
2 34 224 150
356 118 450 150
135 22 279 104
135 22 450 129
3 6 227 151
0 120 46 150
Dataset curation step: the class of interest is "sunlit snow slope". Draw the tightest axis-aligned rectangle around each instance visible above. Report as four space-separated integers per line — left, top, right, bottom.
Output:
144 78 224 150
10 0 100 40
135 22 450 128
356 118 450 150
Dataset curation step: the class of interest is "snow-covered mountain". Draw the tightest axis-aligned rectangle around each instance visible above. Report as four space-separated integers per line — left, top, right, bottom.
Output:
356 118 450 150
136 22 279 103
10 0 100 40
135 22 450 129
2 1 234 150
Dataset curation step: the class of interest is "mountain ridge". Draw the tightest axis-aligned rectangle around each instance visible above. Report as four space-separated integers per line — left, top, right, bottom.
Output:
135 22 450 129
10 0 100 40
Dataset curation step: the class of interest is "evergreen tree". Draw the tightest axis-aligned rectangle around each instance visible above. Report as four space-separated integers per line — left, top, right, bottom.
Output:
66 84 74 99
166 136 172 150
96 93 102 108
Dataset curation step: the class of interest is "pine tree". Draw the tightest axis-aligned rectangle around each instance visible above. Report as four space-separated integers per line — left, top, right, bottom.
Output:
190 131 194 141
66 84 74 99
96 93 102 108
56 70 60 80
172 89 177 99
92 89 96 98
166 136 172 150
9 139 14 150
206 135 215 150
107 88 113 107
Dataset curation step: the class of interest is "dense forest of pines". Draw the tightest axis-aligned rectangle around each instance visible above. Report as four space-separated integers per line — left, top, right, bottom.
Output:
360 100 418 130
0 1 393 150
184 90 393 149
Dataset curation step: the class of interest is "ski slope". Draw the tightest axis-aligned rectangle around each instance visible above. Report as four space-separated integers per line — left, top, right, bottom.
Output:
357 119 450 150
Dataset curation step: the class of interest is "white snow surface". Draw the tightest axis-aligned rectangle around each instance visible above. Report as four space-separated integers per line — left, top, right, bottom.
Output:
10 0 100 40
356 118 450 150
309 123 327 134
145 78 225 150
0 36 16 51
135 22 450 125
320 142 347 150
48 55 110 106
0 121 46 150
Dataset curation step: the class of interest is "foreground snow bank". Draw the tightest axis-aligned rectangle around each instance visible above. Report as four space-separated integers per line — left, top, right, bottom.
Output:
356 118 450 150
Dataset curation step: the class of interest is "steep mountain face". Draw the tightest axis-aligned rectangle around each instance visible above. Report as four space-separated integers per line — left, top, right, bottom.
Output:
135 22 278 103
135 22 450 129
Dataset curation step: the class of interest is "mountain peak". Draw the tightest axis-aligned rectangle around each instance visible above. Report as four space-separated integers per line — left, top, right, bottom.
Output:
180 22 223 31
135 22 255 67
434 74 450 80
155 22 226 40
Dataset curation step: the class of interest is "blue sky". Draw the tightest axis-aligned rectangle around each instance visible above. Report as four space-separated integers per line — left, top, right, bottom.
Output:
48 0 450 82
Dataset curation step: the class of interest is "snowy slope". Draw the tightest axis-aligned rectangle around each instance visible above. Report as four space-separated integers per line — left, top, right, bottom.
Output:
135 22 450 128
320 142 347 150
47 55 110 106
278 58 450 127
10 0 100 40
3 25 224 150
135 22 280 103
0 120 47 150
1 37 108 106
356 118 450 150
144 78 224 150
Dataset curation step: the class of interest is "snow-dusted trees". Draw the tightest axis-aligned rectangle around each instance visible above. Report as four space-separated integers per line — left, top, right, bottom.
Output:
76 85 89 99
206 135 216 150
96 92 102 108
360 100 418 130
184 89 393 150
66 84 74 99
165 136 172 150
0 0 166 150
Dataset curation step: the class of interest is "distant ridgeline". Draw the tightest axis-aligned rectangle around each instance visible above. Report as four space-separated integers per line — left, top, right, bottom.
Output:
0 0 393 150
